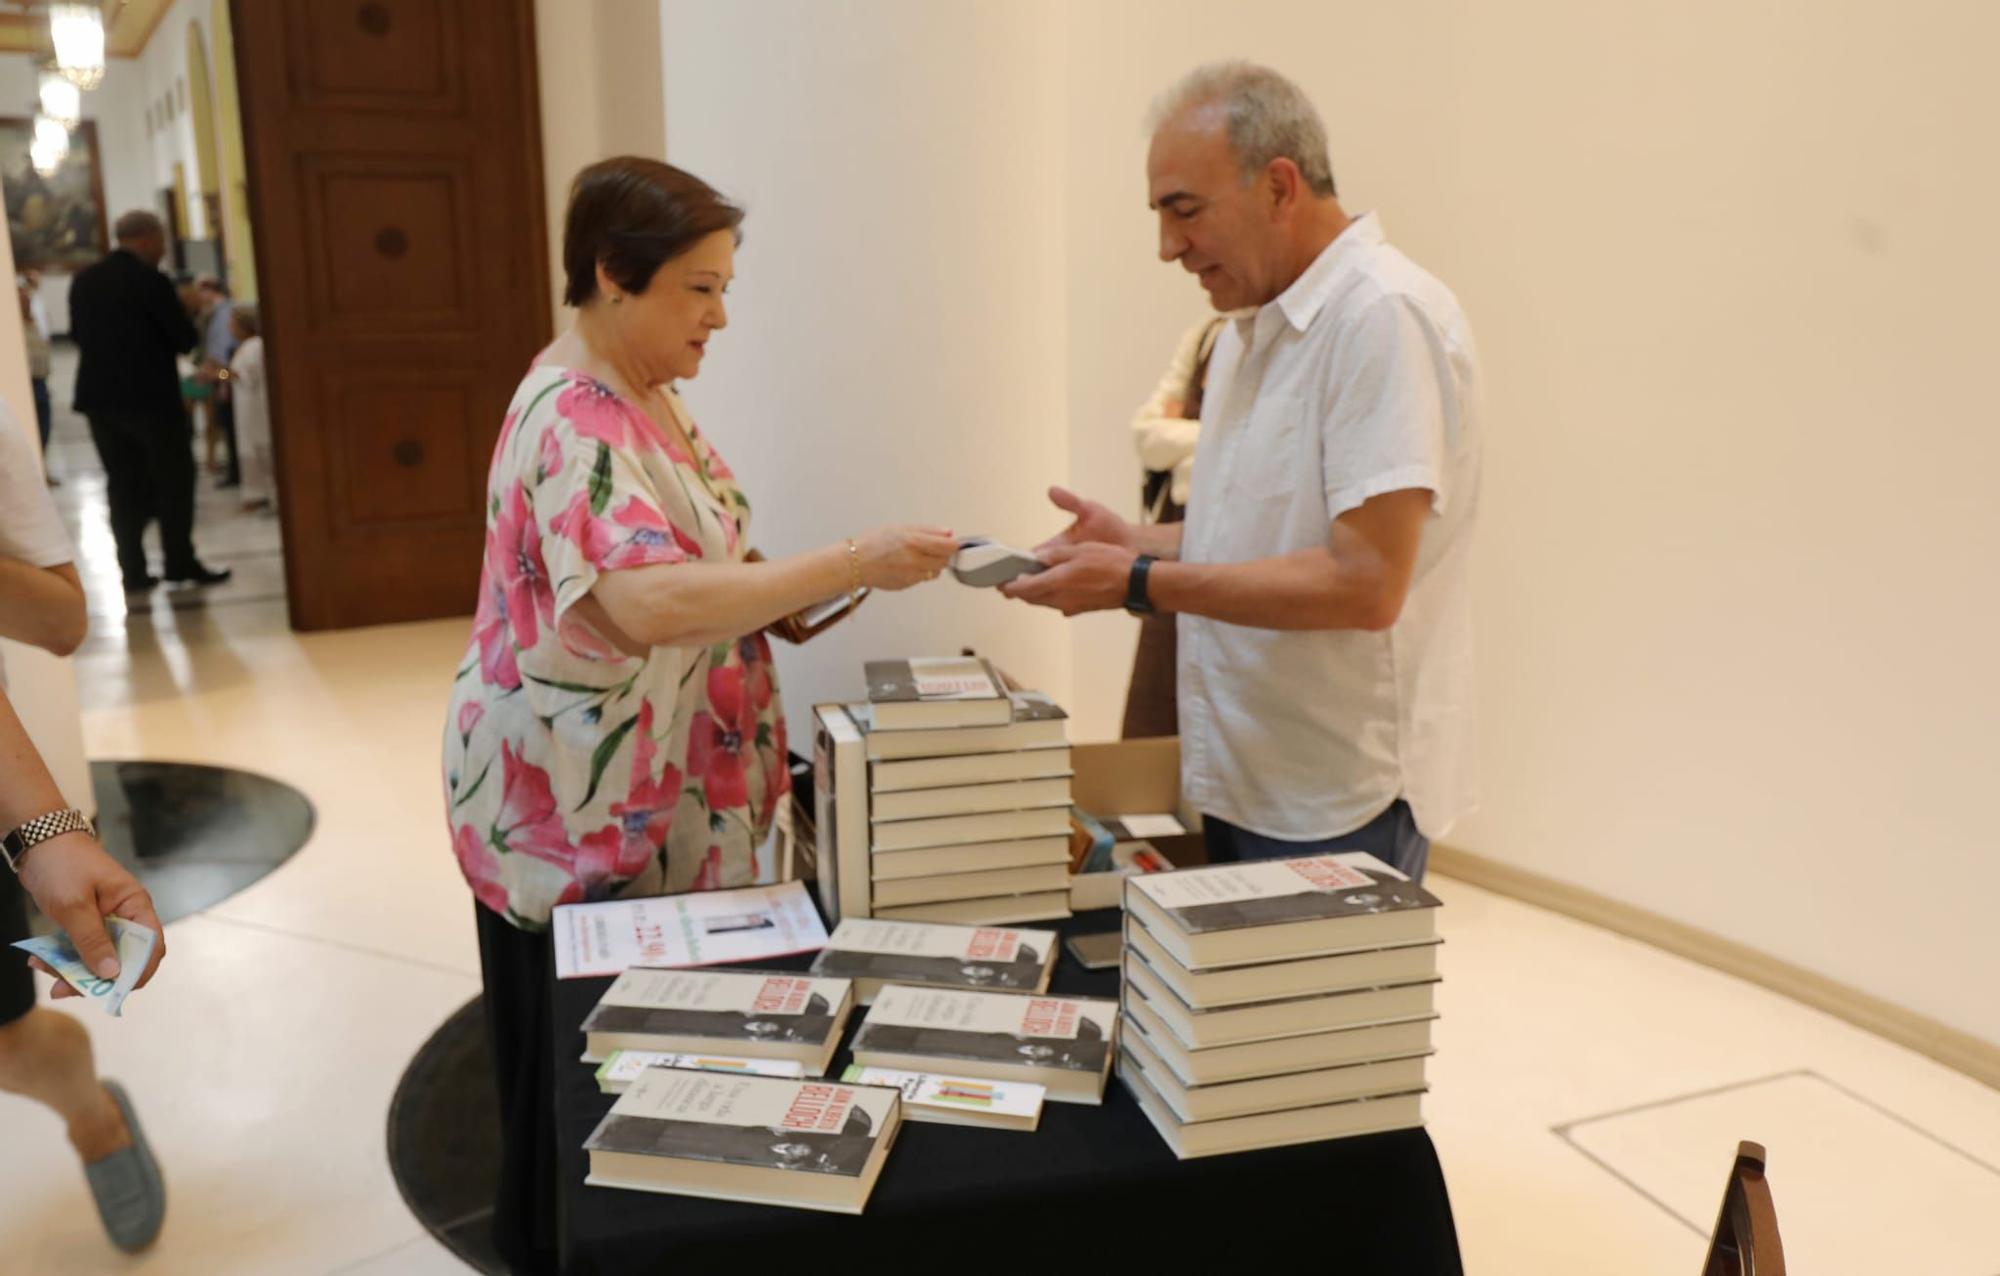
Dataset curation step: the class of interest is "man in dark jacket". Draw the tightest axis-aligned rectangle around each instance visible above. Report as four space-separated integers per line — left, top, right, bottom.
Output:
69 210 229 590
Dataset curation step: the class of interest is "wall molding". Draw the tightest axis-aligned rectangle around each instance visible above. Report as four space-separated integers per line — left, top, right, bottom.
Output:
1430 845 2000 1092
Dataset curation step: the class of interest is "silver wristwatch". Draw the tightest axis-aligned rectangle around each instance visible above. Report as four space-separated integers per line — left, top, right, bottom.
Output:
2 808 95 873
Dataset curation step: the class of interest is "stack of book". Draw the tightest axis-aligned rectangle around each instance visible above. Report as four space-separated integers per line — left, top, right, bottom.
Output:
579 968 857 1076
810 917 1059 1004
814 656 1074 927
851 984 1119 1105
1115 852 1443 1159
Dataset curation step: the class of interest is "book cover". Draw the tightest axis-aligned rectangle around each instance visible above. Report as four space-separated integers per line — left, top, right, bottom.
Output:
854 986 1116 1074
812 705 870 924
853 691 1070 760
870 747 1075 794
585 1069 897 1179
549 882 829 980
1130 853 1440 934
869 776 1073 825
582 969 850 1046
865 656 1001 704
811 919 1055 992
840 1065 1045 1122
870 805 1073 852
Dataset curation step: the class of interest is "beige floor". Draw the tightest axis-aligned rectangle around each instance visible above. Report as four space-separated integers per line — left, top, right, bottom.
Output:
7 360 2000 1273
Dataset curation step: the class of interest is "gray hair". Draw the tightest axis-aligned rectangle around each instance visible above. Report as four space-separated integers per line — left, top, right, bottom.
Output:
114 209 164 242
1148 62 1337 198
232 303 259 336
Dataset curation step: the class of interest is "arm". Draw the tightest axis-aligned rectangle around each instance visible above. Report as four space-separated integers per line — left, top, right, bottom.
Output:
1004 487 1431 629
1132 322 1206 475
2 688 165 994
0 559 86 656
147 271 200 353
585 528 957 654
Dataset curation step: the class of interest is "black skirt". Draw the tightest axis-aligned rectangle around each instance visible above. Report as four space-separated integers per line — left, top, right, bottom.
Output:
476 903 561 1275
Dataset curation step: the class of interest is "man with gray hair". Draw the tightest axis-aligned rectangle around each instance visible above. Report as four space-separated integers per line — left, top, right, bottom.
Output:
69 210 230 590
1006 62 1481 881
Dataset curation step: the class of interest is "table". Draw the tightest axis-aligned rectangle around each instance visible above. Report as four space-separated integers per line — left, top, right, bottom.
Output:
552 909 1463 1273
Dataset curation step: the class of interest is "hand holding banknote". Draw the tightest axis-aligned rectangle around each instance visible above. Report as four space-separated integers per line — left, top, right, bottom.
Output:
12 918 160 1016
16 828 166 1000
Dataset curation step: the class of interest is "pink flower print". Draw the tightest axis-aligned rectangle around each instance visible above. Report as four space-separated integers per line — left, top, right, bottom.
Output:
553 489 616 563
488 482 555 651
604 497 696 570
687 665 755 812
557 376 640 448
454 823 511 914
691 846 725 892
571 823 654 899
457 700 485 739
538 424 564 479
611 702 682 857
495 406 523 453
472 577 520 690
737 636 774 712
761 714 791 825
494 741 572 866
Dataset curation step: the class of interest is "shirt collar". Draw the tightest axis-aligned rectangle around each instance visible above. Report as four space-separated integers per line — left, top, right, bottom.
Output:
1269 211 1384 333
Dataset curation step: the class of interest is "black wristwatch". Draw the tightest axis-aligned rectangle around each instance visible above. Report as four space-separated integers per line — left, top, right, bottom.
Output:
1125 554 1158 616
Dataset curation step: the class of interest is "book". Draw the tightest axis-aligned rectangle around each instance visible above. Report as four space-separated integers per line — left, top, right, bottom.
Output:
870 747 1074 794
1120 1055 1424 1159
549 882 829 980
871 864 1072 909
875 891 1073 927
1125 918 1443 1009
870 836 1071 881
869 776 1073 824
855 691 1068 761
810 918 1058 1003
581 969 855 1073
1123 993 1437 1087
840 1065 1045 1132
864 657 1011 730
850 985 1118 1105
871 806 1073 852
1124 956 1439 1050
1126 852 1440 968
1121 1026 1431 1123
584 1069 902 1214
812 704 870 924
1070 841 1175 912
595 1050 810 1095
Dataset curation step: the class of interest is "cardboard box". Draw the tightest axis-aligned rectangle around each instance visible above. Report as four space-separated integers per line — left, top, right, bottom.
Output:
1068 738 1206 911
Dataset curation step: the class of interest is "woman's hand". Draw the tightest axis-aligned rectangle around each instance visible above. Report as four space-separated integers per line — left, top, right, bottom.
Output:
855 525 957 591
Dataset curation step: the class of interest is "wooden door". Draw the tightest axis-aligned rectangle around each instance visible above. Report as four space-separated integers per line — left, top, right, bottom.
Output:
232 0 551 629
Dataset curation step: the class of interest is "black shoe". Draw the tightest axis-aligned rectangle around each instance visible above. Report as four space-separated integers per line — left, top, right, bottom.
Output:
123 575 160 593
167 564 232 586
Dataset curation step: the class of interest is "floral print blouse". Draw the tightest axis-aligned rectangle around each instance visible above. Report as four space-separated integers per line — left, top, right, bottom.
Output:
443 364 790 931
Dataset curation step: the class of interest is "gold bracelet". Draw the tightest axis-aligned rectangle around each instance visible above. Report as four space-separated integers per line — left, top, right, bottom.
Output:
845 537 864 603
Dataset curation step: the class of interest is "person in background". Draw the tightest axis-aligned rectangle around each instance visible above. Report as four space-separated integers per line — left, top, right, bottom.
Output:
443 157 955 1273
1005 62 1483 883
0 402 168 1253
226 304 272 514
68 211 230 591
18 274 54 484
1121 315 1223 738
193 275 239 489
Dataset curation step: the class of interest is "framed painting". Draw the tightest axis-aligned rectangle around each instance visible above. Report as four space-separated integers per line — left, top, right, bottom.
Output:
1 117 111 271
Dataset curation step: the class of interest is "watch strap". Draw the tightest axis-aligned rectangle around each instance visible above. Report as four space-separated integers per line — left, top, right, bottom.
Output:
3 808 94 873
1126 553 1158 616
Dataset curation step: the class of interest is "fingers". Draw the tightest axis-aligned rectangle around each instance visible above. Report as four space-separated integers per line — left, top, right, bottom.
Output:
1036 544 1079 566
109 893 166 990
26 955 83 998
50 896 122 982
1048 486 1084 515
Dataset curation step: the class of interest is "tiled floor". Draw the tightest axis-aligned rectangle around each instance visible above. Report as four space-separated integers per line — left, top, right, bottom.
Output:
7 353 2000 1273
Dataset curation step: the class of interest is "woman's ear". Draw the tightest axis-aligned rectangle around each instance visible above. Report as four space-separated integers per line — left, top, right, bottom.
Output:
593 259 618 303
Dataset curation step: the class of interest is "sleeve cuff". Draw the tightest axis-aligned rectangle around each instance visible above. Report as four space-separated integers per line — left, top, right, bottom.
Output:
1326 464 1445 521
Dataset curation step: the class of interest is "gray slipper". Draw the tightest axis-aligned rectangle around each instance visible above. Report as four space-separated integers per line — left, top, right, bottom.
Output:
83 1080 166 1253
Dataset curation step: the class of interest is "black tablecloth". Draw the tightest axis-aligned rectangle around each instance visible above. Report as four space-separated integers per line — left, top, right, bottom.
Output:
552 909 1463 1273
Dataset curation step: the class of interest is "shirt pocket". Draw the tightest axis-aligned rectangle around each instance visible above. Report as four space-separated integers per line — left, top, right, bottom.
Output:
1225 393 1308 500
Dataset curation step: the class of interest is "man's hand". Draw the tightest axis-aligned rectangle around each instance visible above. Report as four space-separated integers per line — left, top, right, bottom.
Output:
1032 487 1135 556
1000 542 1137 616
17 831 165 999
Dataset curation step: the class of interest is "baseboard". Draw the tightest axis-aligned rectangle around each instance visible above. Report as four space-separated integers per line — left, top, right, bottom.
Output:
1429 844 2000 1092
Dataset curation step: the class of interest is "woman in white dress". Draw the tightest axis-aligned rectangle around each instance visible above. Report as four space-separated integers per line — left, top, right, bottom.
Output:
225 306 272 513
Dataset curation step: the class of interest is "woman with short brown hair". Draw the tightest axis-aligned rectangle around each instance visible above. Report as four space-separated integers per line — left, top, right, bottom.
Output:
443 157 954 1270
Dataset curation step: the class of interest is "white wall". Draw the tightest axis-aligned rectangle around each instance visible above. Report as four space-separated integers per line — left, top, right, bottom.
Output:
654 1 2000 1051
657 0 1075 728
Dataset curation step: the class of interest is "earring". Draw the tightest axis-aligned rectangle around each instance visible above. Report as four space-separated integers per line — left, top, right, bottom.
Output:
609 294 623 305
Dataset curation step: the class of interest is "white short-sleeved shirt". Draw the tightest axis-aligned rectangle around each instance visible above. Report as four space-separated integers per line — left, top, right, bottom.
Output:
0 404 75 686
1177 213 1481 841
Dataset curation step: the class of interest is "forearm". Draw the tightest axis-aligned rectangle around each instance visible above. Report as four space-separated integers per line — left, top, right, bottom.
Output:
1149 546 1396 631
1132 521 1185 560
0 560 86 656
597 543 852 649
0 689 69 829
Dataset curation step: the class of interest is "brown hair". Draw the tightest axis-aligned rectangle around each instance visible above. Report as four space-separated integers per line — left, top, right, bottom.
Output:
561 157 743 307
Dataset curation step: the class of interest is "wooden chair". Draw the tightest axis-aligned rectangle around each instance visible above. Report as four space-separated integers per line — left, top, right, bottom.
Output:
1702 1140 1786 1276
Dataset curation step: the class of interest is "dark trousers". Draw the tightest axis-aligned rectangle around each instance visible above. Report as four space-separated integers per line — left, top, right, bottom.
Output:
476 904 561 1276
84 409 199 582
30 377 51 453
0 868 34 1028
1204 799 1432 883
